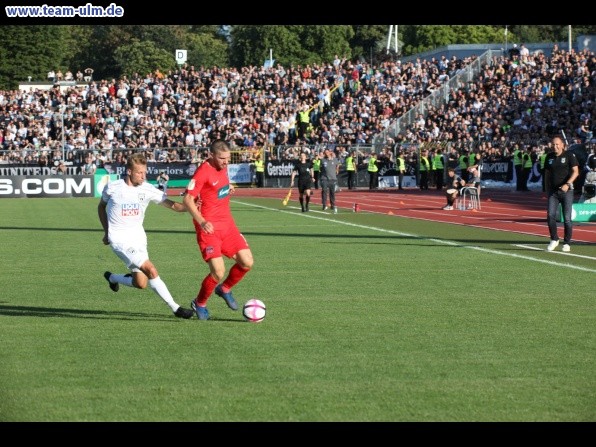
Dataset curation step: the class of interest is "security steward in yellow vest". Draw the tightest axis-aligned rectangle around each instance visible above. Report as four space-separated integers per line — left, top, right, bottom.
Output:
419 149 431 190
312 152 321 189
253 154 265 188
432 149 444 190
396 152 406 190
367 153 379 190
298 107 310 140
520 147 533 191
346 150 357 190
512 145 523 191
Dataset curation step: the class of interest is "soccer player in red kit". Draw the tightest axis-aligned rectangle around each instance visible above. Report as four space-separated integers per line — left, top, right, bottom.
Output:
182 139 254 320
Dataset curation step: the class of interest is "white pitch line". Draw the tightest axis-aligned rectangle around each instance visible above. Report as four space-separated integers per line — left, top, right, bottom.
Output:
234 200 596 274
514 244 596 261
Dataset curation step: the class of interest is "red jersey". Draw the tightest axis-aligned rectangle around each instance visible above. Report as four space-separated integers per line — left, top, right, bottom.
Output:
185 161 233 229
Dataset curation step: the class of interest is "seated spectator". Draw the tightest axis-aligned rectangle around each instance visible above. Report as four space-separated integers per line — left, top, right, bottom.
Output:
84 67 94 83
466 164 482 195
443 167 465 210
54 161 67 175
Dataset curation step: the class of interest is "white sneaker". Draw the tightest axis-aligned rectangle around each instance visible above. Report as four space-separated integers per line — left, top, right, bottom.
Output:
562 244 571 252
442 205 453 210
546 240 559 251
333 207 338 214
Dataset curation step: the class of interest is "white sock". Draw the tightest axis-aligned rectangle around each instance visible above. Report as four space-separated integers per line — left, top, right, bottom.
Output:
112 273 134 287
148 276 178 312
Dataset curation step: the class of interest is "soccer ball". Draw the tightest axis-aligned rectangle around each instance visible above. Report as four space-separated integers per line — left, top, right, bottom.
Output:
242 299 266 323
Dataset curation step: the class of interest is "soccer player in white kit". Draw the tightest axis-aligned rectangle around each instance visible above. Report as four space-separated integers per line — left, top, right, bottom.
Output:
98 153 194 319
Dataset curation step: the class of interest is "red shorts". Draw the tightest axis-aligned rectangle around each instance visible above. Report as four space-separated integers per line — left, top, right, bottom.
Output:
196 221 250 261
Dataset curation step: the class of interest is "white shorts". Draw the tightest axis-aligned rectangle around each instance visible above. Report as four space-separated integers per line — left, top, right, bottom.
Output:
111 242 148 272
446 188 457 195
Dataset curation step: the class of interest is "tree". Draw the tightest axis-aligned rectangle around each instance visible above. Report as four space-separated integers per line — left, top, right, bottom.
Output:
113 39 176 79
81 26 137 80
299 25 353 64
0 26 69 89
61 26 94 74
230 26 304 67
184 30 229 68
400 25 514 56
351 25 388 62
230 25 353 68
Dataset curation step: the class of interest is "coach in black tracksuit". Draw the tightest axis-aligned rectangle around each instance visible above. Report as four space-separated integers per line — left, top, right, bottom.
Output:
545 135 579 252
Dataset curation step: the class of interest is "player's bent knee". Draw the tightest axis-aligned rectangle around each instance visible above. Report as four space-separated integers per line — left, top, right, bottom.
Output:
240 259 254 270
134 278 148 289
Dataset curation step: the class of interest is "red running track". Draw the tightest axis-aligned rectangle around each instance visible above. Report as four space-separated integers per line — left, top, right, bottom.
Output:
172 187 596 244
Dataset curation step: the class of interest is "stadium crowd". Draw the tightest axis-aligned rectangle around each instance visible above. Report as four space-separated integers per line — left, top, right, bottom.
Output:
0 45 594 175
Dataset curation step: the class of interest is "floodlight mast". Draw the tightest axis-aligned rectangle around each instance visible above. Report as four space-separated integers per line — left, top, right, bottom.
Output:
387 25 399 55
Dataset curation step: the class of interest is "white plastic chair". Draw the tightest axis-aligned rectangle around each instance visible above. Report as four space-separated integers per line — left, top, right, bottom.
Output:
459 186 481 210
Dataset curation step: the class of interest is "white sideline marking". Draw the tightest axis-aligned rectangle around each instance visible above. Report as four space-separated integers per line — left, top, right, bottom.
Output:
234 201 596 274
514 244 596 261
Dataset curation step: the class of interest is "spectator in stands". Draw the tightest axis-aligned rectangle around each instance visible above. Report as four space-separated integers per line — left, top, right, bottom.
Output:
1 47 595 177
54 161 67 175
84 67 94 83
82 153 96 175
39 153 49 168
156 170 169 194
578 118 593 143
519 44 530 62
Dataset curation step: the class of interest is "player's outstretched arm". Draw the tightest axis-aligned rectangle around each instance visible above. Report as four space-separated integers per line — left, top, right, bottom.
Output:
161 199 187 212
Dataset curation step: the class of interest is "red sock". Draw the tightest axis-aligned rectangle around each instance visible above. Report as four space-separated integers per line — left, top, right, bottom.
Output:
221 264 250 292
195 274 218 307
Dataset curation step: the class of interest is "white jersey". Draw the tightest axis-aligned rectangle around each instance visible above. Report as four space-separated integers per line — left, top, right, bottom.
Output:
102 179 167 246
